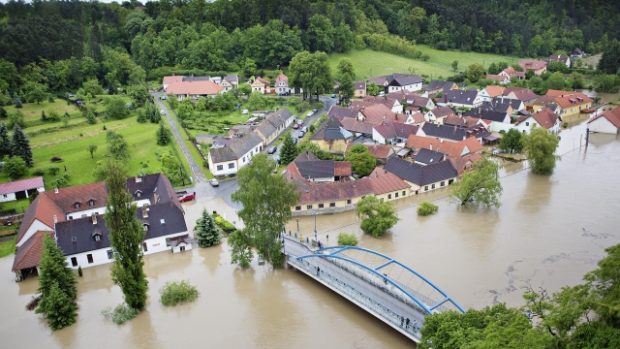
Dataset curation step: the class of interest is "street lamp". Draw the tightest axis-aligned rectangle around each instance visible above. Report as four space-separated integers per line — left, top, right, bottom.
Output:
314 210 318 247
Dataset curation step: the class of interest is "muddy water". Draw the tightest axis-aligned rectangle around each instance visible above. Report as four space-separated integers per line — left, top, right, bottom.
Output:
1 123 619 349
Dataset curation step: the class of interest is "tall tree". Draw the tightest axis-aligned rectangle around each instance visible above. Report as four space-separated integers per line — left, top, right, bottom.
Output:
104 161 148 311
345 144 376 177
279 132 298 165
231 154 299 267
288 51 333 101
356 196 399 238
451 157 502 207
3 156 27 179
0 123 11 159
524 128 559 175
156 121 171 146
36 235 78 330
160 152 187 186
499 129 524 153
106 131 130 161
194 209 221 248
88 144 97 160
336 59 356 104
466 63 485 83
11 125 33 166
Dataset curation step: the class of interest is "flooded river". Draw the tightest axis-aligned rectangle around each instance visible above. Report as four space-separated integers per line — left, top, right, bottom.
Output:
1 123 619 348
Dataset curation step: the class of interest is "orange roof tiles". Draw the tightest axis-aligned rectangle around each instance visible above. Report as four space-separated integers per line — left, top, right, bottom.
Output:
12 231 54 271
166 80 224 96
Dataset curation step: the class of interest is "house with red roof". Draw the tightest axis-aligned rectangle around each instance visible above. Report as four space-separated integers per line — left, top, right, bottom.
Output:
515 108 561 134
519 59 548 76
545 90 592 119
250 76 271 94
165 78 224 99
588 106 620 134
372 123 418 145
275 72 290 95
0 176 45 203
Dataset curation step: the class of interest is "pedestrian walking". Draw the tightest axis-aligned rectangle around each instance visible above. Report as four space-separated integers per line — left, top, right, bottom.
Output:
400 316 404 327
406 318 410 329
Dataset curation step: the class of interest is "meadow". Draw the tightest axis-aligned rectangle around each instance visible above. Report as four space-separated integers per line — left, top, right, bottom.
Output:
328 45 520 80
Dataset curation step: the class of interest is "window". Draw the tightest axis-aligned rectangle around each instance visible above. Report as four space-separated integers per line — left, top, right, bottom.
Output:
87 254 93 264
347 199 352 205
2 194 7 198
94 234 101 242
107 249 113 260
415 190 419 195
329 202 336 207
395 192 399 198
526 122 530 126
449 179 454 185
388 194 392 199
306 205 313 210
228 163 235 169
71 257 77 267
74 202 80 209
142 242 148 252
89 200 95 207
217 165 223 171
440 181 445 187
295 206 301 211
318 203 324 209
432 184 436 189
402 191 406 196
424 186 429 191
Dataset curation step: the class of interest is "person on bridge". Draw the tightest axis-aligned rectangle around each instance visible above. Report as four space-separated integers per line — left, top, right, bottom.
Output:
316 266 320 276
400 316 404 327
406 318 410 329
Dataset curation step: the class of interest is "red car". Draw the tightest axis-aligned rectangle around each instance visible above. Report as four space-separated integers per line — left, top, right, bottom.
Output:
176 191 196 202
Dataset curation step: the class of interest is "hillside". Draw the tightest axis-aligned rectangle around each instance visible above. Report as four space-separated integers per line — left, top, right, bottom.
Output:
328 46 520 81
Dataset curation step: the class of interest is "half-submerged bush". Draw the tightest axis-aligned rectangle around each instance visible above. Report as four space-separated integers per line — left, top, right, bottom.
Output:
417 202 439 216
102 304 139 325
337 233 358 246
160 281 199 307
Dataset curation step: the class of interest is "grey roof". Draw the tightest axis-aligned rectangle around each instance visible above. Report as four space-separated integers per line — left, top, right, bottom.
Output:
415 148 445 165
126 173 177 204
55 202 187 256
421 123 467 141
295 160 336 179
209 131 262 163
224 74 239 84
463 109 508 123
354 81 366 90
384 156 457 186
256 108 293 139
312 117 346 141
390 74 423 86
424 80 455 92
444 89 478 105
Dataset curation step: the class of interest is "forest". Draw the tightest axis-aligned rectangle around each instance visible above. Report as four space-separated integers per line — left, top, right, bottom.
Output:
1 0 620 100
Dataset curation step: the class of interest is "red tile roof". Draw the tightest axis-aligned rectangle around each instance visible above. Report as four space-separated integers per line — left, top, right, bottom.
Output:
359 104 406 124
545 90 592 109
485 85 506 97
532 108 560 129
406 135 482 158
367 168 410 195
17 194 64 244
166 80 224 95
340 118 374 135
12 231 54 271
0 176 44 195
163 76 183 86
503 87 538 102
334 162 352 177
295 178 374 205
519 59 547 71
48 182 108 214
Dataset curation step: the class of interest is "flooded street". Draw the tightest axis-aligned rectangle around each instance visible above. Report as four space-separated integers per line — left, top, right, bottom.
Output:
1 122 619 348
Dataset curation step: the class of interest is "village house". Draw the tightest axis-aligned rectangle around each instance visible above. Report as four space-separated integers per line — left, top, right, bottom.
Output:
357 144 394 164
163 76 224 99
208 131 263 176
515 108 562 134
253 109 295 144
588 106 620 134
477 86 506 103
250 76 271 94
357 103 407 125
372 123 418 145
311 117 351 154
274 72 290 95
354 81 366 98
502 87 539 104
417 123 470 142
439 89 483 109
387 92 435 112
425 106 457 124
405 135 483 175
384 156 457 194
485 74 511 85
0 176 45 203
463 107 512 133
519 59 548 76
339 117 374 137
12 174 188 280
355 96 404 113
545 89 592 119
548 54 571 68
220 74 239 92
422 80 458 96
368 74 423 93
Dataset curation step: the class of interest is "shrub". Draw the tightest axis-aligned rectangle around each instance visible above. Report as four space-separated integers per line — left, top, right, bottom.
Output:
214 213 237 234
102 304 139 325
417 202 439 216
48 167 60 176
337 233 358 246
32 169 45 176
160 281 199 306
50 156 63 163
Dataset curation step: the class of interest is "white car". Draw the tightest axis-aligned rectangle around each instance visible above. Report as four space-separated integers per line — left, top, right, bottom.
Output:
306 111 314 117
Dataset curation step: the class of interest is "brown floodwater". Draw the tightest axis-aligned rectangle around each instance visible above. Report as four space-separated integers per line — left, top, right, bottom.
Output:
1 122 619 348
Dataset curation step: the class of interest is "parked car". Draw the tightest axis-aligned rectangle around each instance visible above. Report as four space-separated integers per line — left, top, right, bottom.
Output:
209 178 220 187
292 123 300 129
301 126 308 133
267 146 277 154
160 95 167 100
297 131 305 138
176 191 196 202
306 110 314 117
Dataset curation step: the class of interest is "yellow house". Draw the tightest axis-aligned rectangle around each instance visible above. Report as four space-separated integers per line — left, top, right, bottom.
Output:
310 117 351 154
545 90 592 119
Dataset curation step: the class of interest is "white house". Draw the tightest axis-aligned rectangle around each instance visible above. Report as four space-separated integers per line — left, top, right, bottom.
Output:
208 132 264 176
0 177 45 203
588 107 620 134
368 74 423 93
515 108 561 134
275 73 290 95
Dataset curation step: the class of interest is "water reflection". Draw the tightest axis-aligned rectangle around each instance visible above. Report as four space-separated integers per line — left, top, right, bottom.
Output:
517 174 553 215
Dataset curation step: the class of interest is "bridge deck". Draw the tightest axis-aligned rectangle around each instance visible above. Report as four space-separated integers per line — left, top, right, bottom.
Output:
283 235 456 342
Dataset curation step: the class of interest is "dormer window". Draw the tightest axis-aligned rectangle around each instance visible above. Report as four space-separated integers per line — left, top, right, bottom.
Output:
88 199 95 207
92 231 102 242
74 202 81 209
135 190 142 198
143 223 149 232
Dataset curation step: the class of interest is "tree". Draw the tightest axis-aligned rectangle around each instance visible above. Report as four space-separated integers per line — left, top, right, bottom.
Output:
546 72 566 90
145 101 161 123
194 209 221 248
345 144 376 177
36 235 77 330
451 157 502 207
336 59 355 104
499 129 524 153
279 132 298 165
307 14 335 52
22 81 48 104
156 121 171 146
104 161 148 311
598 39 620 74
0 123 11 159
88 144 97 159
585 243 620 325
105 96 130 120
524 128 559 175
127 84 149 107
11 125 33 166
3 156 27 179
160 152 187 186
451 60 459 72
288 51 333 101
81 79 103 98
231 154 299 267
337 233 358 246
242 58 257 78
106 131 130 161
367 83 381 96
547 61 569 73
466 63 485 83
356 196 399 238
85 108 97 124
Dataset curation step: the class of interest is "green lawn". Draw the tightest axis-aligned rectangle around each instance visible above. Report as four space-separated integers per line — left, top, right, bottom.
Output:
4 99 83 128
328 45 520 80
0 237 16 258
0 199 31 214
1 103 191 187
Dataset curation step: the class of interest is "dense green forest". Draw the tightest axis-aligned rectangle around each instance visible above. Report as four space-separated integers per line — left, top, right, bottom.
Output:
1 0 620 100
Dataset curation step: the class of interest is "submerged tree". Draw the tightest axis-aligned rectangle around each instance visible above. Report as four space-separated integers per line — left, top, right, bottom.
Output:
524 128 560 175
356 196 399 238
37 235 77 330
231 154 299 267
451 157 502 207
194 209 221 248
104 161 148 311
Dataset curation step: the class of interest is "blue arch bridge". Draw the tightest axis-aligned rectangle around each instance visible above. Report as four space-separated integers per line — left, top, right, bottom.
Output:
282 234 464 343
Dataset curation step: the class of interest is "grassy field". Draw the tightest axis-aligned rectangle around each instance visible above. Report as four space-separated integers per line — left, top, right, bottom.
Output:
0 237 16 257
1 100 191 188
328 45 520 80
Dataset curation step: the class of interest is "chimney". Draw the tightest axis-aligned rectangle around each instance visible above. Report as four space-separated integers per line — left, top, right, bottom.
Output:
53 215 58 224
142 207 149 219
160 219 166 225
135 176 142 183
54 187 59 194
92 215 97 225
